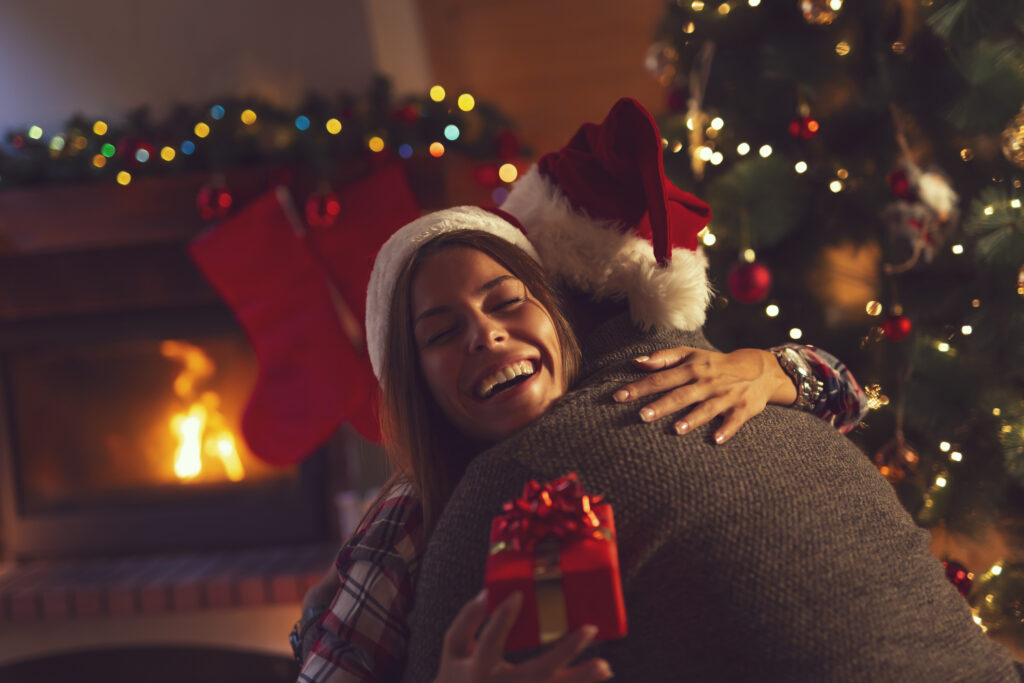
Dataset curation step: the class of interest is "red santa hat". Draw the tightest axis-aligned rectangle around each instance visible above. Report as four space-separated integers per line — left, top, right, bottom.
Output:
365 98 713 382
501 97 713 331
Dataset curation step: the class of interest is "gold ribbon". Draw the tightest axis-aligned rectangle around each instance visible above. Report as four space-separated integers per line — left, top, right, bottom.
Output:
533 540 568 644
489 529 613 645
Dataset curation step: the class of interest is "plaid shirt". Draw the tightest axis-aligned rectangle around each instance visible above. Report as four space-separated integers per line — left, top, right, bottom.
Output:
295 345 865 681
298 479 424 683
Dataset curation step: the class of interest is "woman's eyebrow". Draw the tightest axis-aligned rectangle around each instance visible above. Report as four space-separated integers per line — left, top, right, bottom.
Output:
414 306 451 324
479 274 516 292
414 276 520 325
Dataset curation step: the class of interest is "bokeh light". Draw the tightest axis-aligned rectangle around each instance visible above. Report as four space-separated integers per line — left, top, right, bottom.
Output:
498 163 518 183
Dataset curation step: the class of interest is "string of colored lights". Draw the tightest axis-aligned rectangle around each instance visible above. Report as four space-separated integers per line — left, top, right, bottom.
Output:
1 82 526 202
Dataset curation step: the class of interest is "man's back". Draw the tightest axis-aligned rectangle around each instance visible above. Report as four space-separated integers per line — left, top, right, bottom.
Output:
402 314 1019 682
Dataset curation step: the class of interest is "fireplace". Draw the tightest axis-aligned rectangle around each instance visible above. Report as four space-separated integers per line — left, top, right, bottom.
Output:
0 303 330 562
0 170 350 564
0 166 410 668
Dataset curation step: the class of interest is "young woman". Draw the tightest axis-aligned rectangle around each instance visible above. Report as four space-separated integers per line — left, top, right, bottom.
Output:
296 214 866 683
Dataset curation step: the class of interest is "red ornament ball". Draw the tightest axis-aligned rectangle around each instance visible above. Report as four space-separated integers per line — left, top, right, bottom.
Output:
943 559 973 598
886 168 914 200
787 116 819 140
305 190 342 229
196 183 233 222
881 315 912 341
727 261 772 303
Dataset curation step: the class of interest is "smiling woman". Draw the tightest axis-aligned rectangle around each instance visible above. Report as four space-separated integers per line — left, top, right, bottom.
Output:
382 229 581 529
411 247 566 441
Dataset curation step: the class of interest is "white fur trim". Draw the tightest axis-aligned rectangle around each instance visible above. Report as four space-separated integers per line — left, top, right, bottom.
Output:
502 166 711 331
365 206 539 382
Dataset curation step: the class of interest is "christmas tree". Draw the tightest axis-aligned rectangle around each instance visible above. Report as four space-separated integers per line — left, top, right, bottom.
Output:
649 0 1024 648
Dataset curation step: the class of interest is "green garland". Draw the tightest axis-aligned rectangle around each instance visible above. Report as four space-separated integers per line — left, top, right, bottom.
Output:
0 76 527 190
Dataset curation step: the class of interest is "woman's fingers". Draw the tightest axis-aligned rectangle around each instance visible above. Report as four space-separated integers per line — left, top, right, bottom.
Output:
672 394 734 440
712 402 762 444
515 626 613 683
616 346 787 443
518 625 596 677
631 345 696 370
551 659 614 683
615 364 699 404
476 591 523 666
635 383 712 423
443 589 490 658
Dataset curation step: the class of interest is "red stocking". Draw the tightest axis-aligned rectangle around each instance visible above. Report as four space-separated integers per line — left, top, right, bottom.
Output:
306 161 421 329
304 162 422 440
188 187 368 465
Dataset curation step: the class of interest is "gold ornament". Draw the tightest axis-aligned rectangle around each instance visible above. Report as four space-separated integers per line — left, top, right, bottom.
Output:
864 384 890 411
801 0 839 24
1017 265 1024 296
1001 106 1024 169
873 436 919 484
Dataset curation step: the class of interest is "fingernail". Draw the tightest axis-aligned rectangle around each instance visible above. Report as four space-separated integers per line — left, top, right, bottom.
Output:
640 407 655 422
613 389 630 402
714 433 725 444
581 624 598 642
474 588 487 603
675 421 689 435
633 355 650 363
595 659 613 678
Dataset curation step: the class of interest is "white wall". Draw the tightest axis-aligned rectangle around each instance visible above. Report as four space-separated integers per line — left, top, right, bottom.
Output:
0 0 431 137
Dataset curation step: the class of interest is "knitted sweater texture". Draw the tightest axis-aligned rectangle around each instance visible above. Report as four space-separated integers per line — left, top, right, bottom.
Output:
401 313 1020 682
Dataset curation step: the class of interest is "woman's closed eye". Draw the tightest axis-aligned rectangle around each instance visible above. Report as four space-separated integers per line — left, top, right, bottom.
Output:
492 296 524 310
425 326 457 346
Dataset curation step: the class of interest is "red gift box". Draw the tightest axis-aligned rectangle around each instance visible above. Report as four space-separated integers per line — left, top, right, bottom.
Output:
484 473 628 652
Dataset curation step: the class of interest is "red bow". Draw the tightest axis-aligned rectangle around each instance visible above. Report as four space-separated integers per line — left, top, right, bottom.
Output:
494 473 605 553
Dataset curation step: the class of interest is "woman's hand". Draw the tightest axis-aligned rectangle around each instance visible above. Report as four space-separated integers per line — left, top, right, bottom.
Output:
613 346 796 444
434 590 613 683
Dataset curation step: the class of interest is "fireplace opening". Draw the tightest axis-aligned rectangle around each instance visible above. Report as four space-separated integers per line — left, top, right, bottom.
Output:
0 306 330 562
13 332 286 513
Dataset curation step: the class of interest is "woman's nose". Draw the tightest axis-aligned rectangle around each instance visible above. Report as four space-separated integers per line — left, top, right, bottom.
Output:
467 315 507 351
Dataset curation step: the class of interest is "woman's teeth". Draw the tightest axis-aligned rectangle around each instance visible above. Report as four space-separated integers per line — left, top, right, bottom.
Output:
478 361 535 398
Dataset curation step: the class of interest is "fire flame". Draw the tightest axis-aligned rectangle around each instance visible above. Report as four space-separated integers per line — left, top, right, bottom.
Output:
161 340 245 482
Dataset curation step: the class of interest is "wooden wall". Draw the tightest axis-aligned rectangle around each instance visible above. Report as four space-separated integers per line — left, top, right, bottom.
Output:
415 0 668 157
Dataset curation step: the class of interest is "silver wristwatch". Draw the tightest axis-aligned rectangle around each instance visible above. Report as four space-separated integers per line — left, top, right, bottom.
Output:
772 346 824 412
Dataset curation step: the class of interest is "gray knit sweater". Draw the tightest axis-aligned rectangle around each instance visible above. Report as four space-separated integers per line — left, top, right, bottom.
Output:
401 313 1020 682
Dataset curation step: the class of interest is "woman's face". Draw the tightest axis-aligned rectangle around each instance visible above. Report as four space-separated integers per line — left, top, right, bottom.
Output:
410 246 566 443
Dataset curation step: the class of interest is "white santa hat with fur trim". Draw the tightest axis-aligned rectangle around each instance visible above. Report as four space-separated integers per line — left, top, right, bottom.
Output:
365 206 538 381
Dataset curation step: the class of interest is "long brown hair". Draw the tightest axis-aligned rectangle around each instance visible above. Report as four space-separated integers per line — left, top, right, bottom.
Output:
378 230 581 534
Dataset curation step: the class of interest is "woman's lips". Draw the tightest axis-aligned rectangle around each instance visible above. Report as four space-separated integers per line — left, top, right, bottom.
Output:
474 359 538 399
